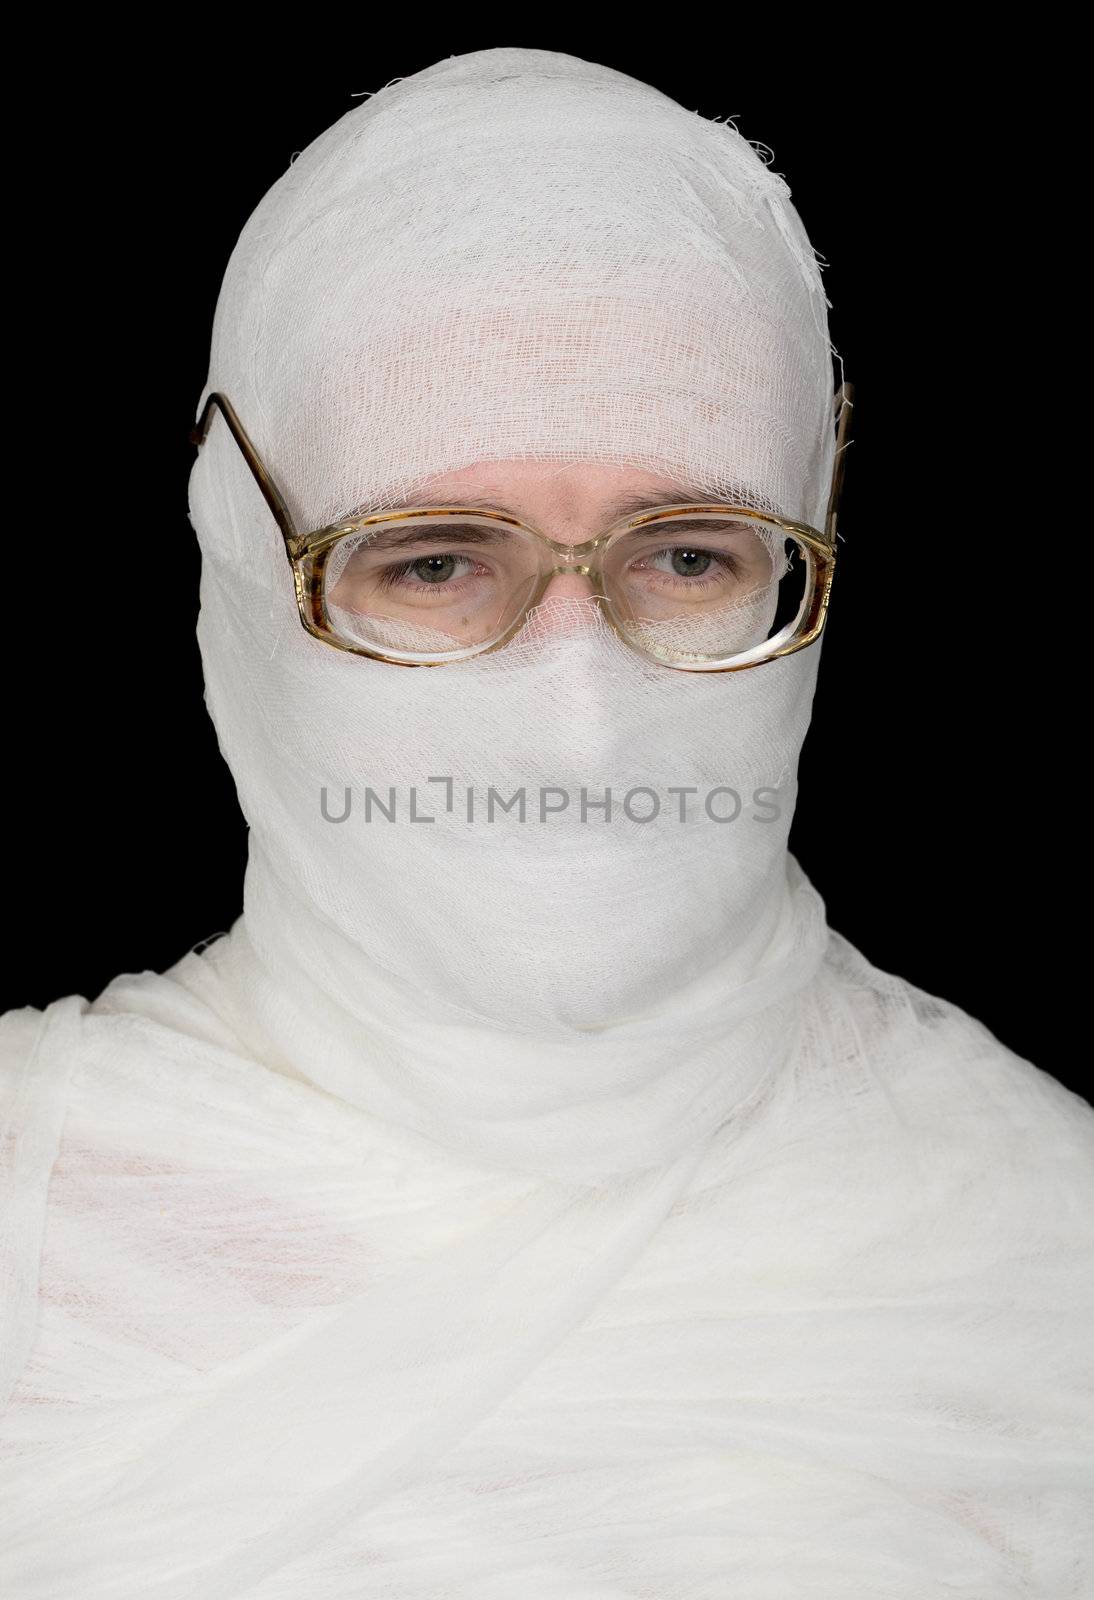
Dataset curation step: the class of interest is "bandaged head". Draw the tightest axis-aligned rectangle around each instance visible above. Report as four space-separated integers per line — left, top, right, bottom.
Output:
187 46 847 1181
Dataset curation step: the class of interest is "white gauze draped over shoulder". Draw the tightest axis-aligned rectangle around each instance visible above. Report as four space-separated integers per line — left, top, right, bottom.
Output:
2 45 1093 1600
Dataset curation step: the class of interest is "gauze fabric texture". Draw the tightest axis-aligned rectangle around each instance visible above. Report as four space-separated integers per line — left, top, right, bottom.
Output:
2 45 1093 1600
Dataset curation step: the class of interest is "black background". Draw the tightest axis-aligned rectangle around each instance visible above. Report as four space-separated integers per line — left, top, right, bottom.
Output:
4 33 1082 1100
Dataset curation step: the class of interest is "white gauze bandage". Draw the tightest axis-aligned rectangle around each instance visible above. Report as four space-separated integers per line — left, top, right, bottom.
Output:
182 43 840 1184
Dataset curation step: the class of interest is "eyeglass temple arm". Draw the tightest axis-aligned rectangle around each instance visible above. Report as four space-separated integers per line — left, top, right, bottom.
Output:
825 381 855 543
188 391 299 547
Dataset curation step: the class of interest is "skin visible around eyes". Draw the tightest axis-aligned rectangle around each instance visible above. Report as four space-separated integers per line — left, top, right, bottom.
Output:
400 459 720 609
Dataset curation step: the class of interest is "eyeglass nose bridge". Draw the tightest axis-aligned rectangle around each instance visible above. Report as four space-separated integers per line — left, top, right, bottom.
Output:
541 556 612 605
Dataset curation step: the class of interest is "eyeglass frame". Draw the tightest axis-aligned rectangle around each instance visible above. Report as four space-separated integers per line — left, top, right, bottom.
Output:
188 379 854 672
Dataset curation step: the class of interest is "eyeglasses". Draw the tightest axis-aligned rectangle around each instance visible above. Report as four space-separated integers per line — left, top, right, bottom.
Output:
189 380 853 672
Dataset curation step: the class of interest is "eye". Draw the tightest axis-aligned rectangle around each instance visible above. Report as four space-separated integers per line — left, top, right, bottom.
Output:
641 544 743 580
374 552 485 590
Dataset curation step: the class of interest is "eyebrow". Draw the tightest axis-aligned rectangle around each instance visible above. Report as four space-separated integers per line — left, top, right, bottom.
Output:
339 486 756 551
442 487 717 520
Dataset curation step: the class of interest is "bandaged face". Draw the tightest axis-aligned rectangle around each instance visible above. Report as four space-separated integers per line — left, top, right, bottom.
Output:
187 45 840 1081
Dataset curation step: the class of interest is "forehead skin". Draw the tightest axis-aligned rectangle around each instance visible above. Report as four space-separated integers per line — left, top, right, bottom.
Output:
407 459 709 548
